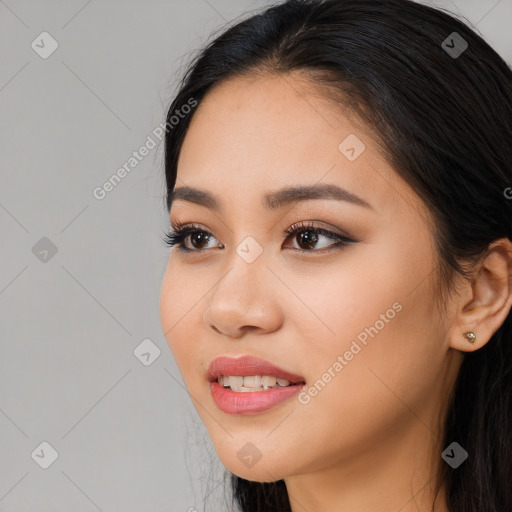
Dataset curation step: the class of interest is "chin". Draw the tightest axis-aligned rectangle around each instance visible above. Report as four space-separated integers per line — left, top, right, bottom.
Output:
226 463 287 483
213 443 293 483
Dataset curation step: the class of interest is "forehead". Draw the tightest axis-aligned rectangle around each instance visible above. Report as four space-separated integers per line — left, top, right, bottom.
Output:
179 73 353 175
175 73 424 220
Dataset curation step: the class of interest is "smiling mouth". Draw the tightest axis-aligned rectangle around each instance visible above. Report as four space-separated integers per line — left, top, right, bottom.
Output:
217 374 305 392
207 356 306 414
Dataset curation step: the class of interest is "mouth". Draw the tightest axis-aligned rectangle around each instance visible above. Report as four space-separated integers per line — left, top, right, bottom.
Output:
207 355 306 389
207 355 306 414
216 374 304 392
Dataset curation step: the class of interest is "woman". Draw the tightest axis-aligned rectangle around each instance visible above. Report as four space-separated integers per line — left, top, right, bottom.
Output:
159 0 512 510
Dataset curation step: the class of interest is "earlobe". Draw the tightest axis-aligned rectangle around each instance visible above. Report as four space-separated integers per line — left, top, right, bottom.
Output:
447 237 512 353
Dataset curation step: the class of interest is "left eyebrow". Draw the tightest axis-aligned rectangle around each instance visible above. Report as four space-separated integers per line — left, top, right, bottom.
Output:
262 183 373 210
168 183 373 212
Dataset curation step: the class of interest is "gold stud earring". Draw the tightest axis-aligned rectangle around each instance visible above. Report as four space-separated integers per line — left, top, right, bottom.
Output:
463 331 477 344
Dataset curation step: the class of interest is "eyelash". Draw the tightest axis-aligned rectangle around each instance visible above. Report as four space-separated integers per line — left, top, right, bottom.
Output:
163 220 356 254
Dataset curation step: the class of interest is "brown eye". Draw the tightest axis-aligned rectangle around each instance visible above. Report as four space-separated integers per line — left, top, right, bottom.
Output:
295 230 319 250
164 224 220 252
284 222 355 252
189 231 211 249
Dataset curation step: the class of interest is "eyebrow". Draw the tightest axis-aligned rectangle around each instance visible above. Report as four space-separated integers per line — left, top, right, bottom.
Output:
168 183 373 212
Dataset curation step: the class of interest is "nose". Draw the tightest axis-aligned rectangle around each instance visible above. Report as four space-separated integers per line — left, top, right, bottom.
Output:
202 251 283 339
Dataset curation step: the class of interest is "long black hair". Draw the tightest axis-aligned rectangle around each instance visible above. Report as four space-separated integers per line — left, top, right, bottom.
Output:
163 1 512 510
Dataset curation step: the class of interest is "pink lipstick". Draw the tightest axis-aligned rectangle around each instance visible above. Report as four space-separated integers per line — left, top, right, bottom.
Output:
207 355 306 415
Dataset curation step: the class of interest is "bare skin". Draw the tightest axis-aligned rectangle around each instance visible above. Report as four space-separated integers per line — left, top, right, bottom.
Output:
159 72 512 512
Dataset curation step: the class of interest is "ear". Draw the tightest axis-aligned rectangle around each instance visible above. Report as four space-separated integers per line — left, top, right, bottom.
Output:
447 237 512 352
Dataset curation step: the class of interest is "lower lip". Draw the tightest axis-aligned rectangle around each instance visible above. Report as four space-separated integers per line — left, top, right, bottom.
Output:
210 381 304 415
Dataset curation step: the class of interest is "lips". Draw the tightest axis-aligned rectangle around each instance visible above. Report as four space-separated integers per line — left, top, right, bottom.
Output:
207 355 306 384
207 355 306 415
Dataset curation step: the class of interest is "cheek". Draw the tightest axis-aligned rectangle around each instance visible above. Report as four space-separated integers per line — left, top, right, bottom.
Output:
310 227 438 355
292 292 440 455
159 260 204 376
283 244 405 357
160 262 179 346
289 243 441 428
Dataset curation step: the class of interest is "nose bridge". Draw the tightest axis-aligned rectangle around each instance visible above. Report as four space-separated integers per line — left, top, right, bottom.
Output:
219 210 268 285
215 236 267 306
203 236 282 335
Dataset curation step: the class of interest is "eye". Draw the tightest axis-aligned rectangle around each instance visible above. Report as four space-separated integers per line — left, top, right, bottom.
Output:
163 222 222 252
163 221 356 253
283 221 356 252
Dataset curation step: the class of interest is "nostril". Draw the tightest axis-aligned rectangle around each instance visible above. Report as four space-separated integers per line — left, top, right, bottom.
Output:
211 325 225 336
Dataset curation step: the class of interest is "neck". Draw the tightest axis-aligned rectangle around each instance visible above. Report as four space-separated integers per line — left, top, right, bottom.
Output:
285 416 449 512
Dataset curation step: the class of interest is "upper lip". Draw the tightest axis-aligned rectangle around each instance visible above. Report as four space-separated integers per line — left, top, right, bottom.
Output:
207 355 306 384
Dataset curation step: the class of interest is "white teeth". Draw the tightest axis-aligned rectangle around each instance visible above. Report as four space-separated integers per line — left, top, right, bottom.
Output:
232 386 254 392
228 376 244 388
261 376 277 388
218 375 294 391
243 375 261 388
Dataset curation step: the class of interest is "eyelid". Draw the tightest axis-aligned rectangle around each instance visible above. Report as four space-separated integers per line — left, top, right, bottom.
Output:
165 219 357 253
283 220 354 240
170 219 353 239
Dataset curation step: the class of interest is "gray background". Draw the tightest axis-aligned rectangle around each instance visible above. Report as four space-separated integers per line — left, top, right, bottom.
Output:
1 0 510 511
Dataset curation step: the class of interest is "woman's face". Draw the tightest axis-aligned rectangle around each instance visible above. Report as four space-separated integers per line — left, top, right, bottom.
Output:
160 72 462 483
